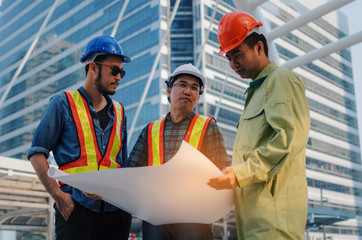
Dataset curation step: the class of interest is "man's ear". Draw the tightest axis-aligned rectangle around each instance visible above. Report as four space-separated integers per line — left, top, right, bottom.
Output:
167 87 172 103
257 41 263 54
89 62 97 74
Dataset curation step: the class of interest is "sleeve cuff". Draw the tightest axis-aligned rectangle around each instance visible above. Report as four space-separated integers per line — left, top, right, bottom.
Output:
231 164 253 188
27 146 50 160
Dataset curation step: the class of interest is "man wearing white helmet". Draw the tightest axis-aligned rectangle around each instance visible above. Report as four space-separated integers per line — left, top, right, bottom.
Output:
208 11 310 240
125 63 229 240
27 36 132 239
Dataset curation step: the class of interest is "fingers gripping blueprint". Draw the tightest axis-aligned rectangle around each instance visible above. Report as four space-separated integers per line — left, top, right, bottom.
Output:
48 141 234 225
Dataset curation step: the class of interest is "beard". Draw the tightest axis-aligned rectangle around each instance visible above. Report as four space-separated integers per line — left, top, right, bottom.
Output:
95 71 115 95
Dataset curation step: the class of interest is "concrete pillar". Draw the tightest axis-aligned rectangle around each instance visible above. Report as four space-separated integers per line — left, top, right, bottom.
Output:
0 230 16 240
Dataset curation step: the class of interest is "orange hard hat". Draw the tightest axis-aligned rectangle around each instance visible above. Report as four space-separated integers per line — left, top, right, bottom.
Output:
217 11 263 56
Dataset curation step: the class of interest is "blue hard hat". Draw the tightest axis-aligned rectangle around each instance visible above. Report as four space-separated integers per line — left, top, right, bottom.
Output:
80 36 131 64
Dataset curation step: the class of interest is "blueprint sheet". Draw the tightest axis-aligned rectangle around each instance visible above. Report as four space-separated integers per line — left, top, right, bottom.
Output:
48 141 234 225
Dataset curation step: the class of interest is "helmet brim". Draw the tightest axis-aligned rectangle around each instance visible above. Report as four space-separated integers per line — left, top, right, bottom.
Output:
121 55 131 63
81 52 131 65
169 70 206 88
217 50 226 57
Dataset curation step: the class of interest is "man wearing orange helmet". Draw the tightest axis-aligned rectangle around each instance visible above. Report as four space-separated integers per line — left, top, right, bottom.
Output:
208 11 310 239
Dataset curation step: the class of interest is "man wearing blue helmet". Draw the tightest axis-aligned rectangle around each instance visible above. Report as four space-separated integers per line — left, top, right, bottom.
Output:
27 36 132 239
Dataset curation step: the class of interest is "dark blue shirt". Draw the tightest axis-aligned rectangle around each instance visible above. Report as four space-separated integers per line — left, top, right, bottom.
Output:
27 87 127 212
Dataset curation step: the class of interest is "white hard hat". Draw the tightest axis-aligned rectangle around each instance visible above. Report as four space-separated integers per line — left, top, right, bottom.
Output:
167 63 206 94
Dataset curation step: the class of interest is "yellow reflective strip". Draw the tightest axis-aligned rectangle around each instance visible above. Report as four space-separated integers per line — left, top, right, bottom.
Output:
63 166 111 174
98 165 114 171
63 165 103 174
151 119 163 166
188 116 208 148
108 101 123 168
70 91 98 169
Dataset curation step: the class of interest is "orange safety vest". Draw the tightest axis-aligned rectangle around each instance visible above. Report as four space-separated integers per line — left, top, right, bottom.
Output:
59 90 124 174
147 114 212 166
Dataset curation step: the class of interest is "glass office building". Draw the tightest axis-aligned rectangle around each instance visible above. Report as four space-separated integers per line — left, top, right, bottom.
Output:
0 0 361 239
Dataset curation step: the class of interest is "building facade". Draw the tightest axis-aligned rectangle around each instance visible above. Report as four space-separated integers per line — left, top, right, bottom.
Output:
0 0 361 239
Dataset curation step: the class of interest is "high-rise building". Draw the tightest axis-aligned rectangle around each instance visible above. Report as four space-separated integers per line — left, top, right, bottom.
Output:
0 0 361 239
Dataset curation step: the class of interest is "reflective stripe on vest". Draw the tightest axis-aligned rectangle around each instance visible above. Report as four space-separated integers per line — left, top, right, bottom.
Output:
60 90 124 174
147 114 212 166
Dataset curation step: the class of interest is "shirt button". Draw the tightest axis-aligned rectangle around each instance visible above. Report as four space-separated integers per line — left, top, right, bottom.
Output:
102 133 104 135
103 146 105 149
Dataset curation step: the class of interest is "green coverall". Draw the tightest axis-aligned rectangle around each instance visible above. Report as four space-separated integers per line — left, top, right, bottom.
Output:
232 62 311 239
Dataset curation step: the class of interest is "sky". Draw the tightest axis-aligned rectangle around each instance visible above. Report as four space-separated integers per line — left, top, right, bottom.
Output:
340 1 362 155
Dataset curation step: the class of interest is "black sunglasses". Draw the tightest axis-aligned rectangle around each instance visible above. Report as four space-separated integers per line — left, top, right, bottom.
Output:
94 62 126 78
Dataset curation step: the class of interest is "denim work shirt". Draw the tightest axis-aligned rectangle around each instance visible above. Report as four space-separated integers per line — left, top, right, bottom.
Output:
27 87 128 212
